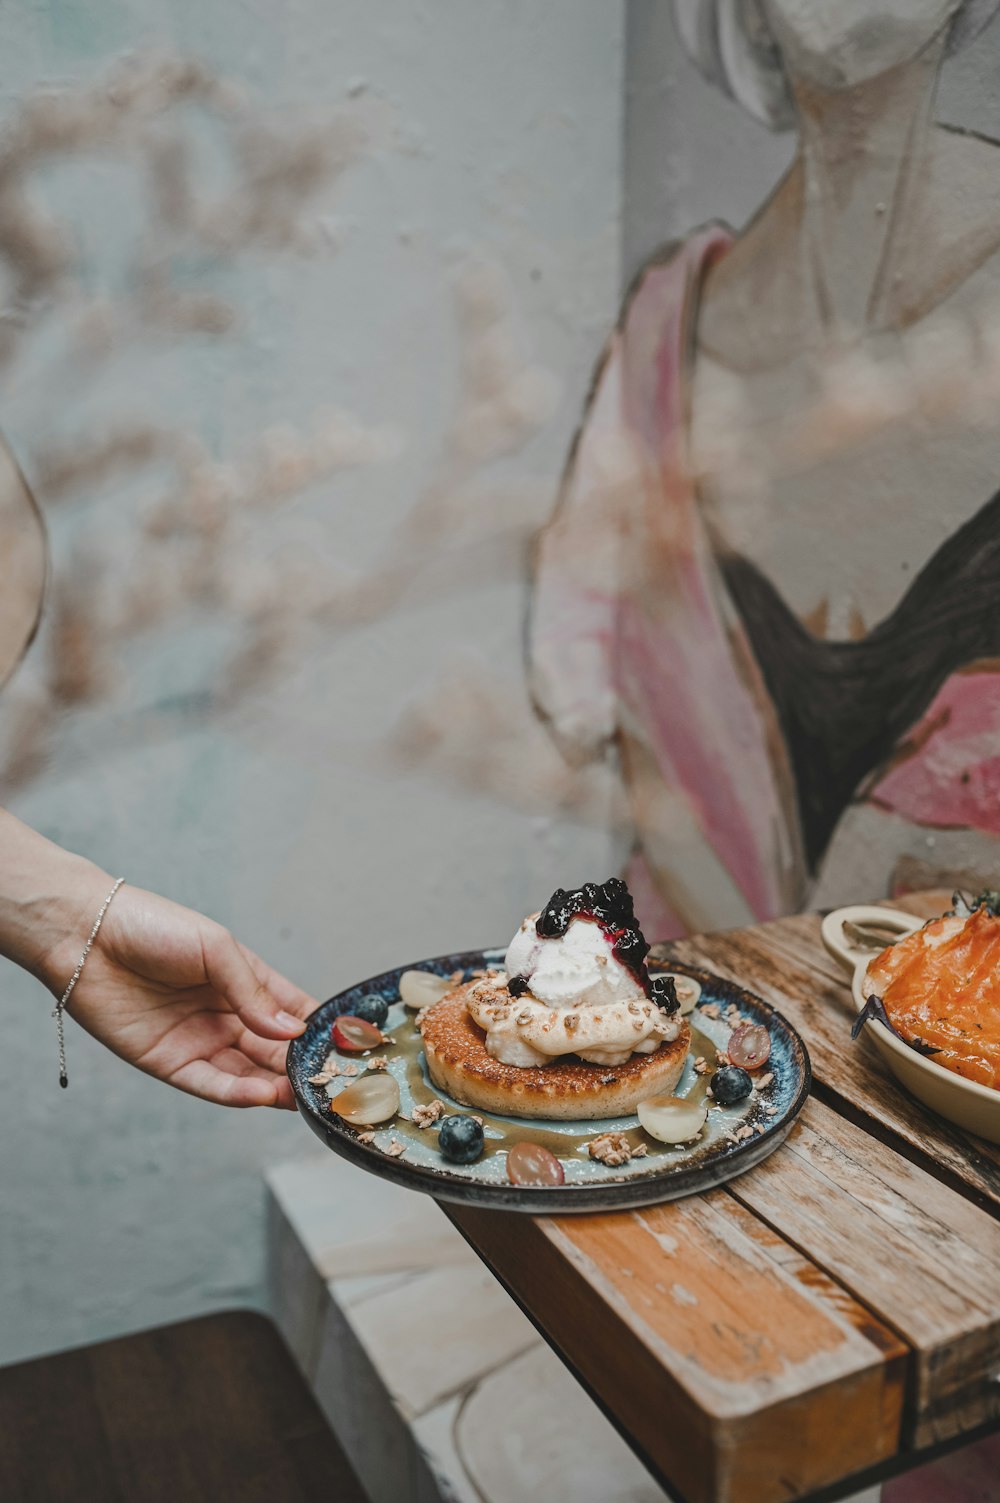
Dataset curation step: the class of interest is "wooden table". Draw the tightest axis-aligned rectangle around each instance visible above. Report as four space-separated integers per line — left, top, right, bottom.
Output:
446 893 1000 1503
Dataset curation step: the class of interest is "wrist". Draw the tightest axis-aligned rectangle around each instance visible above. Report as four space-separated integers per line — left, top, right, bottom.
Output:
0 810 114 996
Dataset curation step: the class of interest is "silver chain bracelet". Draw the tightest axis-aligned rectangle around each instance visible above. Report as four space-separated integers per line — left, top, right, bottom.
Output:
52 876 125 1088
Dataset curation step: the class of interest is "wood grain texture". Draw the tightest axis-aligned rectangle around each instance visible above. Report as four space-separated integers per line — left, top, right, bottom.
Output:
659 918 1000 1216
0 1311 367 1503
448 1194 906 1503
726 1098 1000 1446
448 894 1000 1503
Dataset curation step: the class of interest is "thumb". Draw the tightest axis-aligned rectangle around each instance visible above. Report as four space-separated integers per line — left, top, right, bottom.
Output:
202 925 307 1040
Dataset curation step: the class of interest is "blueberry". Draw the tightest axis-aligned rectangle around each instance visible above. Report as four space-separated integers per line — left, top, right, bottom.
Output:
438 1114 485 1164
710 1065 753 1106
354 993 389 1028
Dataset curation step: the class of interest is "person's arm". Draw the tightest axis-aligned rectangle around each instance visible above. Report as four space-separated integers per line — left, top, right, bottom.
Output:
0 808 314 1108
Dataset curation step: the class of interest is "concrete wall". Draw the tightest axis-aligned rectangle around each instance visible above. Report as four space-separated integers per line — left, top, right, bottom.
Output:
0 1 623 1363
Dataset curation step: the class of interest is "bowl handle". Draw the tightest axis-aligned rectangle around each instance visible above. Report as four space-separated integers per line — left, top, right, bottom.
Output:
820 905 925 976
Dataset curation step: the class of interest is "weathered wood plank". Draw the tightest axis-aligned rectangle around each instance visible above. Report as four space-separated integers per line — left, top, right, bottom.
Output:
657 926 1000 1215
447 1191 907 1503
725 1098 1000 1447
446 895 1000 1502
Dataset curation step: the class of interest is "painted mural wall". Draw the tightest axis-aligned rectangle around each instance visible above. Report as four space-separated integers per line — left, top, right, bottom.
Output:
0 2 622 1363
531 0 1000 938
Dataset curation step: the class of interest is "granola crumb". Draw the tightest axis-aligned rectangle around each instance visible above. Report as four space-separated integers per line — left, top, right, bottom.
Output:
341 1062 359 1076
632 1143 648 1158
366 1057 388 1072
587 1131 637 1167
701 1002 721 1019
385 1139 406 1158
412 1100 445 1129
357 1131 375 1145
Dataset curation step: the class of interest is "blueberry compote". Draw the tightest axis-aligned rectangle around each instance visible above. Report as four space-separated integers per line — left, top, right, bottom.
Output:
523 878 679 1014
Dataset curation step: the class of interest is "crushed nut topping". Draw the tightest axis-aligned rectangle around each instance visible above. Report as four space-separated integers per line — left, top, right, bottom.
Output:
716 1050 731 1067
385 1140 406 1158
701 1003 721 1020
563 1013 579 1032
692 1056 709 1075
366 1057 388 1072
516 1009 533 1026
588 1132 638 1167
755 1072 774 1090
310 1054 343 1084
412 1100 445 1129
357 1131 375 1145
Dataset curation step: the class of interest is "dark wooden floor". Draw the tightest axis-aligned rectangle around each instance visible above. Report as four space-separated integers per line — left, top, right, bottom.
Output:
0 1310 369 1503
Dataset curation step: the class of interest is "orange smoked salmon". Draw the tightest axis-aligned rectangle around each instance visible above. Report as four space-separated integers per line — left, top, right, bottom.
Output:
864 907 1000 1090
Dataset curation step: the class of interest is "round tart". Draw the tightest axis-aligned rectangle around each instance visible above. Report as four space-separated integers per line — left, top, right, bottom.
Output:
421 982 690 1121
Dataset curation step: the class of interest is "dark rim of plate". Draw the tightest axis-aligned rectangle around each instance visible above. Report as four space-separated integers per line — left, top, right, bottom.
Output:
286 950 812 1213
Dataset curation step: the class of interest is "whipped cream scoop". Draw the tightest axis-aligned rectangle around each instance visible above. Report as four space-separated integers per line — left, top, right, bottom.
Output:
467 899 681 1068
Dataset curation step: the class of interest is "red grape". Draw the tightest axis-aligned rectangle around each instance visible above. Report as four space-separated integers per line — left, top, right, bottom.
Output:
727 1023 771 1071
506 1141 565 1187
331 1015 384 1052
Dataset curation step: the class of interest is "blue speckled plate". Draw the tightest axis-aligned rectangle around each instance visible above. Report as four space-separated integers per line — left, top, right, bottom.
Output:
287 951 811 1213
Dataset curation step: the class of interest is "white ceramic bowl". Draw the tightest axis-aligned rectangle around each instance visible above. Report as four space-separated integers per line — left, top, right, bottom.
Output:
821 904 1000 1145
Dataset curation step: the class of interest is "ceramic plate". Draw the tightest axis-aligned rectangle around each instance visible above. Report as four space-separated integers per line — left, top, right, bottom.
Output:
287 950 811 1213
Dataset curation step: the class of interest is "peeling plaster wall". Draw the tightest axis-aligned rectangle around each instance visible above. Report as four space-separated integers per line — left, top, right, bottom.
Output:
0 1 623 1363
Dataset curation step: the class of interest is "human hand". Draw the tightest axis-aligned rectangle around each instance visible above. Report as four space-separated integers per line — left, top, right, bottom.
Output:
45 876 315 1109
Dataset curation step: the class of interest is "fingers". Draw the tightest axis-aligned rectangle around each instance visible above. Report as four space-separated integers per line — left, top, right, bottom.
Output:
201 926 309 1042
237 1027 294 1075
237 942 317 1021
168 1053 296 1110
